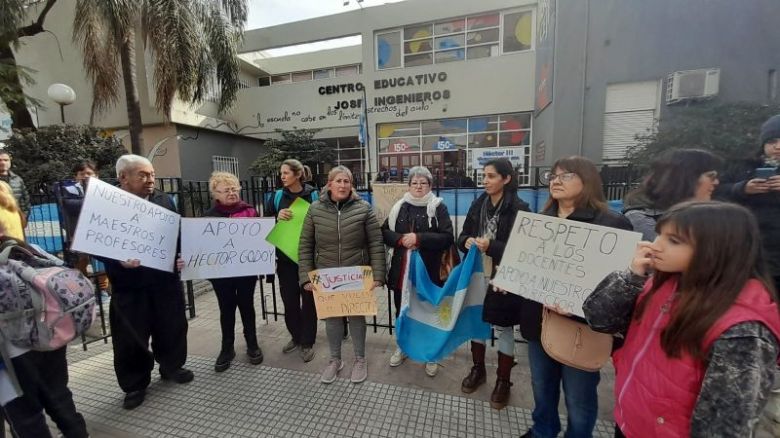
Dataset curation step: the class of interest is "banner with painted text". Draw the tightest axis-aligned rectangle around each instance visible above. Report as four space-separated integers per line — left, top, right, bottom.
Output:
308 266 377 318
71 178 180 272
492 211 641 317
180 218 276 280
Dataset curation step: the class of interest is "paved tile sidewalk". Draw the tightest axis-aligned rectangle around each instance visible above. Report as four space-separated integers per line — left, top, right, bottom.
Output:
67 348 614 437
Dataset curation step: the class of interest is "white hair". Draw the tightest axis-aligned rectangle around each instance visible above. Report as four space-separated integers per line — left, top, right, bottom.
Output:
407 166 433 185
115 154 152 177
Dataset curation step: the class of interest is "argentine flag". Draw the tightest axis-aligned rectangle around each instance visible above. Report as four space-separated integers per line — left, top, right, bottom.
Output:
396 246 491 362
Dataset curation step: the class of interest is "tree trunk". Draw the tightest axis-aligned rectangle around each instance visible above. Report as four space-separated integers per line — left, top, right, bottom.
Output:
0 43 36 130
119 31 144 155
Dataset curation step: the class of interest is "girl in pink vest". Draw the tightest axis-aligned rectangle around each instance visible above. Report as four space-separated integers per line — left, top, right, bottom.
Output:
584 201 780 438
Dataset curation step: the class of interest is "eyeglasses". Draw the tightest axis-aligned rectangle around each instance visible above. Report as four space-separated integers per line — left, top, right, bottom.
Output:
215 187 240 194
410 181 430 187
543 172 577 184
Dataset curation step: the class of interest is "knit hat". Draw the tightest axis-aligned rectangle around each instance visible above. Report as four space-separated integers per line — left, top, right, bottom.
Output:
760 114 780 146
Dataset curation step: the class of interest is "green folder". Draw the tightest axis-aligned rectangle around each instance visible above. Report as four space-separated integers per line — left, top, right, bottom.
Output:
265 197 311 263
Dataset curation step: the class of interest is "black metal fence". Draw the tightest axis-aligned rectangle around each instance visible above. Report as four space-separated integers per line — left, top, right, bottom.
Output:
24 165 643 348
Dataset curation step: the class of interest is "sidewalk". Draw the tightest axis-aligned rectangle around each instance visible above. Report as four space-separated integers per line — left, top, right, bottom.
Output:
64 283 618 437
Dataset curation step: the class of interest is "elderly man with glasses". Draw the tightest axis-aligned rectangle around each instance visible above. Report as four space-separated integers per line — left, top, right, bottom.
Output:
98 154 193 410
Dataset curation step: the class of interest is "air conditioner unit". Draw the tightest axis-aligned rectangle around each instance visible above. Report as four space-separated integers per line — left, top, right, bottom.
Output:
666 68 720 104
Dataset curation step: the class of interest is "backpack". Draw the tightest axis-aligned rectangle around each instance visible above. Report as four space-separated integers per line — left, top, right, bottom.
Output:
274 188 318 212
0 241 96 352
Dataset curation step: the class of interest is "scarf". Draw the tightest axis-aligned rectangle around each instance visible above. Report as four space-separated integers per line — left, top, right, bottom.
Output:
479 195 505 240
214 200 256 218
387 191 442 231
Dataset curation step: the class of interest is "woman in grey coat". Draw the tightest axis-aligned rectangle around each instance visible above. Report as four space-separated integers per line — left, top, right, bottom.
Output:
299 166 386 385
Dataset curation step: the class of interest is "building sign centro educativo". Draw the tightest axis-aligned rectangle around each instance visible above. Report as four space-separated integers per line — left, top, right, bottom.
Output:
251 72 452 132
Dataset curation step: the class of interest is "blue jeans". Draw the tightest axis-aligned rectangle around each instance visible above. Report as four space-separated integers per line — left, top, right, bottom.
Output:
527 340 600 438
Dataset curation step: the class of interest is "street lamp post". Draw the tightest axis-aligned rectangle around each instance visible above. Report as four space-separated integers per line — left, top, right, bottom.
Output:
47 83 76 124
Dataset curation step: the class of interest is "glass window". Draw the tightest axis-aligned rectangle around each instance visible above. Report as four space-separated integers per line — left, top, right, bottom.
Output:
435 18 465 35
335 65 358 77
313 69 333 80
271 74 291 84
467 14 500 30
422 135 467 151
469 133 498 148
435 50 465 63
499 113 532 130
468 116 498 132
378 122 421 138
404 24 433 41
404 53 433 67
467 44 499 59
258 77 270 87
379 137 421 153
503 11 533 53
339 148 363 161
377 31 402 69
499 131 530 146
435 34 465 53
404 39 433 54
421 118 467 135
466 28 500 45
292 71 312 82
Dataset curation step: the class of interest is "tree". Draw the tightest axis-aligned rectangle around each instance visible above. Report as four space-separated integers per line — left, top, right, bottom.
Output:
627 101 780 175
0 0 58 130
3 125 126 193
72 0 247 155
250 128 335 177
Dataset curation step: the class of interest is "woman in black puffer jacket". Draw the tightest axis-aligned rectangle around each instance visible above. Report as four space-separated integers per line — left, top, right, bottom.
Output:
457 158 530 410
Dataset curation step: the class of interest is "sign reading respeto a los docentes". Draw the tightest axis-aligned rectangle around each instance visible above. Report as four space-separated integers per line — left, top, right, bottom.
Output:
492 212 641 317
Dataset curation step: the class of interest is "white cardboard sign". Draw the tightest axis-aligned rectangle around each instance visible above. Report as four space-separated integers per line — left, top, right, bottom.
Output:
180 217 276 280
71 178 180 272
492 211 641 317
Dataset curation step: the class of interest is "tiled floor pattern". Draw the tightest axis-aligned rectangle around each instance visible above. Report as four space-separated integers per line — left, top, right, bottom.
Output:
68 350 614 438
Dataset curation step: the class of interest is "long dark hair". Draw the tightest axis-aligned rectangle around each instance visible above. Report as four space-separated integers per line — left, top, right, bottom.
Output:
542 156 607 212
625 149 723 211
484 158 518 196
634 201 779 360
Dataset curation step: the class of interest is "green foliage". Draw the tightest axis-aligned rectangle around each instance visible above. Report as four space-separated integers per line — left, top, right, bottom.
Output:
0 62 41 109
249 128 335 176
627 101 780 174
3 125 126 192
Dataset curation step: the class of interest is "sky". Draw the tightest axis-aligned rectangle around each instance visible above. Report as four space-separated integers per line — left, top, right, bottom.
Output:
244 0 406 57
247 0 407 30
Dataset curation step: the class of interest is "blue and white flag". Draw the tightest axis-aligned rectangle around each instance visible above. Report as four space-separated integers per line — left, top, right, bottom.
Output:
396 246 491 362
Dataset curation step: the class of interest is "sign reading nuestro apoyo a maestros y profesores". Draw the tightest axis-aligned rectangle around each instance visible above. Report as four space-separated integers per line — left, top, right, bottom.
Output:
492 211 641 317
71 178 180 272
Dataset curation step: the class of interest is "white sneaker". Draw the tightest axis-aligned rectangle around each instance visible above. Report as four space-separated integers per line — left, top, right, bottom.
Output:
389 348 407 367
425 362 439 377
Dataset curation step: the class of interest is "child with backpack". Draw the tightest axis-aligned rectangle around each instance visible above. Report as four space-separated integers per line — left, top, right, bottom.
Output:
583 201 780 437
0 234 91 438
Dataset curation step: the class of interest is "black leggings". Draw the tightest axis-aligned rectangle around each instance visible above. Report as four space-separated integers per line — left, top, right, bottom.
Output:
3 348 88 438
210 276 259 349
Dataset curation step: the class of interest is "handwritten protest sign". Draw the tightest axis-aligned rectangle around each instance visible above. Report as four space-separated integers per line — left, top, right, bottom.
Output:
71 178 180 272
180 218 276 280
308 266 377 318
265 197 310 263
492 212 641 317
371 183 408 225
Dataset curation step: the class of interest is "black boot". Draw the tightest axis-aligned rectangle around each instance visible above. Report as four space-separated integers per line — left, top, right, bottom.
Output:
461 341 487 394
490 351 515 410
246 337 263 365
215 346 235 372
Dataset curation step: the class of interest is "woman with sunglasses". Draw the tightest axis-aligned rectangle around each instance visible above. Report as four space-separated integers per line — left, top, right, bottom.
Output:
518 156 632 438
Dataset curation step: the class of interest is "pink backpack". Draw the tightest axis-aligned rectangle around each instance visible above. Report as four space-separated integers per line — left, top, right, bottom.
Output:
0 241 96 351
